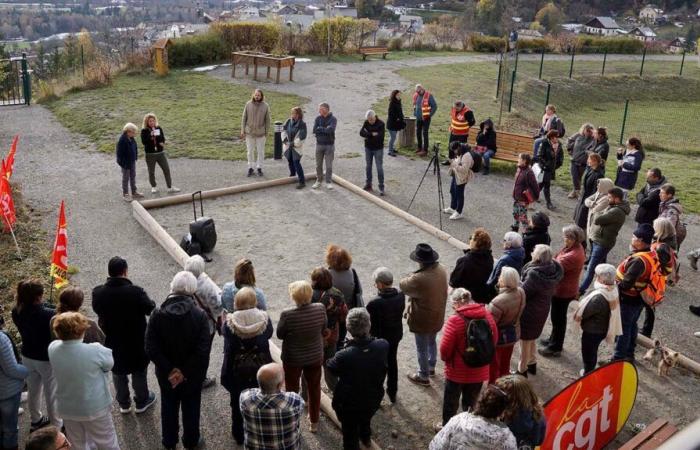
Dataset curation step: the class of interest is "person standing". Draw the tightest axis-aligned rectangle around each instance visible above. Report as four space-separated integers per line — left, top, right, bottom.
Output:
444 100 475 163
360 110 386 195
511 154 540 233
239 363 304 450
439 289 497 426
449 228 494 304
282 107 308 189
578 188 631 294
475 119 497 175
326 308 389 450
573 153 605 234
592 127 610 163
583 178 614 250
48 312 119 450
486 232 525 292
535 130 562 210
11 280 61 432
615 137 644 190
658 184 686 251
221 258 267 312
539 225 586 358
140 113 180 194
116 122 144 201
312 102 337 189
386 90 405 157
443 141 474 220
326 244 363 349
366 267 405 403
522 212 551 264
412 84 437 157
401 243 448 386
0 305 28 450
241 88 271 177
146 271 212 450
635 168 666 226
533 104 565 158
566 123 595 199
92 256 157 415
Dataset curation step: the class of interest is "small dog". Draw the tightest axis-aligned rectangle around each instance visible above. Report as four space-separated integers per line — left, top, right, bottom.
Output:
643 339 680 376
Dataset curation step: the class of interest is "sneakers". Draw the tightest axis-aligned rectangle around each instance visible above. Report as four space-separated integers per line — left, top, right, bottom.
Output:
131 192 145 199
119 405 133 414
30 416 50 432
326 183 333 190
123 194 131 202
379 188 385 197
688 252 699 271
312 181 321 189
388 151 397 157
443 207 456 215
135 392 157 414
308 418 318 433
167 187 181 193
257 168 263 176
247 168 254 177
201 377 217 389
406 373 430 386
449 212 464 220
151 187 159 194
579 369 586 377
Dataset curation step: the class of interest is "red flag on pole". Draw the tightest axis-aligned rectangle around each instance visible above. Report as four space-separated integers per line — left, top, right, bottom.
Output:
4 135 18 181
50 201 68 289
0 168 16 232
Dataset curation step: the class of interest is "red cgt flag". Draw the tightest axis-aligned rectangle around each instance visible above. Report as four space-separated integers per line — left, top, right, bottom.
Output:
4 135 18 181
50 201 68 289
0 163 16 232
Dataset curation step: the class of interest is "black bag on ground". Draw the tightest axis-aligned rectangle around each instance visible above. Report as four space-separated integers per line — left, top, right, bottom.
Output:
460 316 495 367
188 191 217 253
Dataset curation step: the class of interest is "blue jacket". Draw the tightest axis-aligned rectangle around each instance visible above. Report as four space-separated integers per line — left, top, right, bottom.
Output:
615 150 644 190
221 283 267 313
413 92 437 120
505 408 547 448
313 113 337 145
116 133 138 168
0 331 28 400
487 246 525 287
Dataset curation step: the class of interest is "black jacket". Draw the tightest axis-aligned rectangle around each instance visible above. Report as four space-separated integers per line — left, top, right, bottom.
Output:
536 139 558 182
221 318 273 392
140 126 165 154
523 227 551 264
11 303 55 361
449 249 494 303
92 277 156 374
386 99 405 131
580 293 611 335
592 138 609 162
366 288 405 344
327 337 389 413
635 176 666 225
574 166 605 229
476 119 497 152
360 119 386 151
116 133 137 168
146 294 212 383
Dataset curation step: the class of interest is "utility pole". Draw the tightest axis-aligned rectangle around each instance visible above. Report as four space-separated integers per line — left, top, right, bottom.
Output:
326 0 331 62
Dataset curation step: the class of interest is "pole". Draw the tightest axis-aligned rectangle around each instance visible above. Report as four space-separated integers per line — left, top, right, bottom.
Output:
2 214 21 259
569 47 575 78
680 50 686 76
508 69 516 113
538 47 545 80
326 1 331 62
545 83 551 108
81 44 85 80
513 49 519 76
639 46 647 77
602 49 607 76
496 52 503 98
620 99 629 145
20 53 30 105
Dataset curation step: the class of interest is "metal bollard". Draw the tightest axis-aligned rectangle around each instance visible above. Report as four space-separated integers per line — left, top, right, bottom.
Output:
273 121 283 160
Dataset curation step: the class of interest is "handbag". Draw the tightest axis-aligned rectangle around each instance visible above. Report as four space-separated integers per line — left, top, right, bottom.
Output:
532 162 544 183
497 290 525 346
351 269 364 308
523 189 535 204
474 145 487 154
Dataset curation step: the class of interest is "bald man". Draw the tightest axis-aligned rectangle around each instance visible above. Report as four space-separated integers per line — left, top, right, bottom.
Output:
239 363 305 449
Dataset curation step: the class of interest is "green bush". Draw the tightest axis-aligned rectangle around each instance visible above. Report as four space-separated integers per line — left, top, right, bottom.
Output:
388 37 403 51
574 36 645 54
212 22 280 53
516 38 550 53
168 32 228 67
468 34 506 52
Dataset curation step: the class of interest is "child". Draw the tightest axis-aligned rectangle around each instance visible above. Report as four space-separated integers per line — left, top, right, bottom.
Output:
511 153 540 233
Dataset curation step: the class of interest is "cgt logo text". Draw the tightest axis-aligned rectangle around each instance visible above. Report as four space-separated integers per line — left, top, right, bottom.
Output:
537 361 638 450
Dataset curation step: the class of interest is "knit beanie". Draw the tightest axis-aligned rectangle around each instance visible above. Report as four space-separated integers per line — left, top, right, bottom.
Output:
633 223 654 245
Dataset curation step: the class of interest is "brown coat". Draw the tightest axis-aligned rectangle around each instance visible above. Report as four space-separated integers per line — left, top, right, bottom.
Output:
399 263 448 334
487 287 526 344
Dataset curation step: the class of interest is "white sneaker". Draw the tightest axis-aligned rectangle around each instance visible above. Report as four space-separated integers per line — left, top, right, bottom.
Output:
123 194 131 202
443 207 456 215
449 212 464 220
21 392 27 403
312 181 321 189
326 183 333 190
167 186 181 193
151 187 158 194
119 405 133 414
18 407 23 416
579 369 585 376
694 331 700 338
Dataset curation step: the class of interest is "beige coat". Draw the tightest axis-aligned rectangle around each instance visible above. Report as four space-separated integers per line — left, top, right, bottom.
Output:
241 100 271 137
584 178 614 238
448 152 474 186
487 287 526 344
399 263 448 334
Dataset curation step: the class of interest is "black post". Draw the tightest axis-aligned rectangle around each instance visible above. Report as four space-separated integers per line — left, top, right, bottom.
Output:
620 99 629 145
602 49 607 76
545 83 551 108
569 47 575 78
639 46 647 77
20 53 31 105
496 52 503 98
273 121 283 159
538 47 545 80
508 69 516 112
679 50 686 76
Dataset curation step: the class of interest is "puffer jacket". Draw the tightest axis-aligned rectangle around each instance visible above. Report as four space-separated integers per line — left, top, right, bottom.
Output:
449 151 474 186
487 287 526 344
439 303 497 384
520 261 564 340
553 244 586 299
591 200 631 250
221 308 273 392
450 249 494 303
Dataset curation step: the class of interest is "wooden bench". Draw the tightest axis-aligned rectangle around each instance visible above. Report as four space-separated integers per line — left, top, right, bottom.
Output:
466 126 533 163
619 418 678 450
359 46 389 61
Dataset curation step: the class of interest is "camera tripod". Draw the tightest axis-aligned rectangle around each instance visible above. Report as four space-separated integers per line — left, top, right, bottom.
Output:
407 143 447 230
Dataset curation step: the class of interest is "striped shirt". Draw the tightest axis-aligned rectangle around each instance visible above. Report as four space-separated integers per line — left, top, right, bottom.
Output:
276 303 326 367
239 388 304 450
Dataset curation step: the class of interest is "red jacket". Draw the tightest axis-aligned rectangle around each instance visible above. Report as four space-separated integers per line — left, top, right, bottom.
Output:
439 303 497 384
554 244 585 299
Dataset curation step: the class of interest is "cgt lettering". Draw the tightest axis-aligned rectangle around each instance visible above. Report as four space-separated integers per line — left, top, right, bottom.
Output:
553 385 614 450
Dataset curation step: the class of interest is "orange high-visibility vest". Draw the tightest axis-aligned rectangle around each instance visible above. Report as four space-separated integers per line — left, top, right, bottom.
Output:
450 106 471 135
413 91 432 120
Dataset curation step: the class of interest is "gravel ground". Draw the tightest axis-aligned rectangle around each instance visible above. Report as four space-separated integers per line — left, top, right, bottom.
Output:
1 52 698 449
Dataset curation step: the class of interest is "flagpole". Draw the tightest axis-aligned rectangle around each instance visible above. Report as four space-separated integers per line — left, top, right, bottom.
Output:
1 211 21 260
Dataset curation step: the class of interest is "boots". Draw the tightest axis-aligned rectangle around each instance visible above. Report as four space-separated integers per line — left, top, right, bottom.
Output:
567 189 580 199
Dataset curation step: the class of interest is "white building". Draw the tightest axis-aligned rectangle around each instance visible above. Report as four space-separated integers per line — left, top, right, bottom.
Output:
639 5 663 23
313 5 357 19
399 15 423 32
583 17 621 36
630 26 657 42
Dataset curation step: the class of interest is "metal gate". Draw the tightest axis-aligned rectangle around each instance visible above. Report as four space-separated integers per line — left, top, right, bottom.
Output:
0 53 31 106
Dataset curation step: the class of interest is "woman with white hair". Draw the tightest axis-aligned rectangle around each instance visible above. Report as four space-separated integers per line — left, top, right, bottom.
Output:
487 232 525 292
116 122 144 201
486 267 526 383
574 263 622 374
145 271 212 450
516 245 563 377
360 109 386 195
327 308 389 450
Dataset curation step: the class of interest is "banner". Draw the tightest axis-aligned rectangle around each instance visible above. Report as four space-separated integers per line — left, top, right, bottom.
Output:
537 361 638 450
50 200 69 289
4 135 18 180
0 170 16 231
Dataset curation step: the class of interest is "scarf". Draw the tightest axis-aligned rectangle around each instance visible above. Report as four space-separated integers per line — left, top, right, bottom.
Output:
574 281 623 343
225 308 268 339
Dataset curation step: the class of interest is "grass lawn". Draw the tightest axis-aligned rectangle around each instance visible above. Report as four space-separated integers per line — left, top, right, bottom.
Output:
373 58 700 212
46 71 305 160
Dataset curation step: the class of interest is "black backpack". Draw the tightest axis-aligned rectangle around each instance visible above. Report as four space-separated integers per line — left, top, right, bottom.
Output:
231 343 272 386
469 150 483 173
460 316 495 367
553 117 566 138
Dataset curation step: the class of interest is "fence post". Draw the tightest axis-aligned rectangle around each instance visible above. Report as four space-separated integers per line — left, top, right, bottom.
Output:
639 46 646 77
679 50 686 76
602 49 607 76
620 99 629 145
508 69 516 112
496 52 503 98
514 49 519 76
20 53 31 105
81 45 85 80
545 83 551 108
538 48 545 80
569 47 575 78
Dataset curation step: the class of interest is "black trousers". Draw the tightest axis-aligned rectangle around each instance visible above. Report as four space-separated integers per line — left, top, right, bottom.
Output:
581 331 606 373
337 407 377 450
548 297 574 351
227 381 256 445
539 180 552 203
641 305 655 338
416 117 431 151
442 380 482 425
386 339 399 398
159 378 202 449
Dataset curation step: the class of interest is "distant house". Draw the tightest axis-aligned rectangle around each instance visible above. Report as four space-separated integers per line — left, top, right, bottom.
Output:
399 15 423 32
630 26 657 42
583 17 621 36
236 6 260 20
281 14 314 31
668 37 693 53
639 5 663 23
312 5 357 19
277 4 300 15
561 23 583 34
517 29 543 40
384 5 407 16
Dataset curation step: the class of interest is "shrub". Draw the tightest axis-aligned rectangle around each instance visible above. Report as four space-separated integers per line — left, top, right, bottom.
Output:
468 34 506 52
516 38 550 53
212 22 280 53
574 36 645 54
123 50 152 75
308 17 358 54
388 37 403 51
168 32 228 67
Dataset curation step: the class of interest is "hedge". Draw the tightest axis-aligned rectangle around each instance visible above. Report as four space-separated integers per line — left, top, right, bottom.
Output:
168 32 228 67
212 22 280 53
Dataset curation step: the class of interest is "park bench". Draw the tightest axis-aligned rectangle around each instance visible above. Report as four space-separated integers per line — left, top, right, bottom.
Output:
359 46 389 61
619 418 678 450
466 126 533 163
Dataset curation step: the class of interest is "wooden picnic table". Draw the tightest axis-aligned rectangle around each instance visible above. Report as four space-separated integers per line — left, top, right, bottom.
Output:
231 51 295 84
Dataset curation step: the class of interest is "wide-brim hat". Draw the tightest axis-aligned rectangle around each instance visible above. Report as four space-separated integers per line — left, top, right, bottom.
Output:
410 243 439 264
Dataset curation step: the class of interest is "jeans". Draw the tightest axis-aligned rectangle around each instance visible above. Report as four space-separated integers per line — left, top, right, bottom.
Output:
489 344 515 383
284 363 322 423
145 152 172 188
571 162 586 191
614 301 644 360
113 369 150 409
287 154 305 184
337 407 377 450
364 148 384 190
414 333 437 379
579 243 610 294
245 135 266 169
416 117 431 151
23 356 61 427
641 305 655 338
386 339 399 398
450 177 466 213
0 392 21 449
548 297 575 351
121 161 137 195
442 380 482 425
482 149 496 171
315 144 335 184
158 378 202 449
581 332 606 374
388 130 398 154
